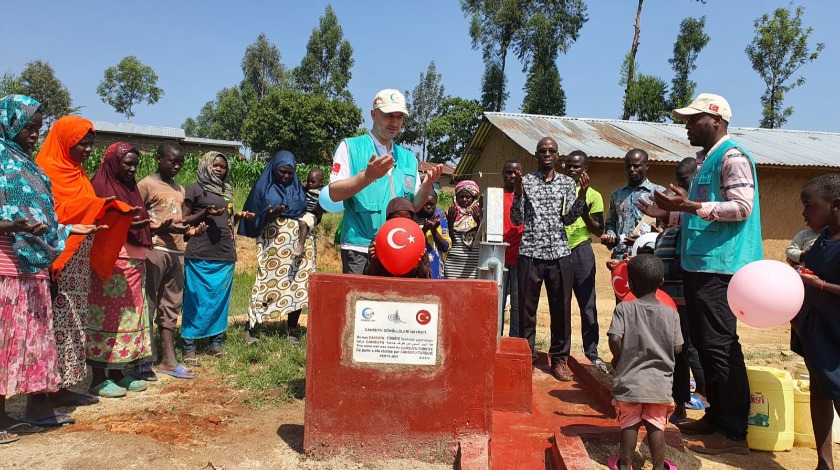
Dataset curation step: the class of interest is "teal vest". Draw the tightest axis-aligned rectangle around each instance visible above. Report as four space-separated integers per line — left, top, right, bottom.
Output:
341 134 418 246
680 139 763 274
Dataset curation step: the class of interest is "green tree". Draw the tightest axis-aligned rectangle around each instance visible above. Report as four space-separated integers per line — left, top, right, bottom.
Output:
668 17 710 112
479 60 507 112
242 33 285 100
520 13 569 116
0 71 23 97
461 0 525 112
96 56 163 122
184 87 247 141
292 5 354 100
2 62 76 126
182 117 199 136
745 4 824 129
243 89 362 164
427 97 483 164
403 61 445 162
621 0 707 119
625 73 670 123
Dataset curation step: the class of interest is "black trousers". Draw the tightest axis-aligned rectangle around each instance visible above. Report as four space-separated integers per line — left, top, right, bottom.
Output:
672 304 707 404
683 270 750 441
341 248 369 275
518 255 574 366
570 243 599 361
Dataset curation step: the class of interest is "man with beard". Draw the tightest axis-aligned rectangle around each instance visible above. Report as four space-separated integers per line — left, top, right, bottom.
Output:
648 93 761 455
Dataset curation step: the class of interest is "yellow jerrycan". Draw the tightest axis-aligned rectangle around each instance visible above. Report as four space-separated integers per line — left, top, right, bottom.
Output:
746 366 794 451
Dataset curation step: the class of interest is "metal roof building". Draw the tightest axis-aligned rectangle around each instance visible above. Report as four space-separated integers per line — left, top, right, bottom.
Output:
91 121 242 155
455 113 840 179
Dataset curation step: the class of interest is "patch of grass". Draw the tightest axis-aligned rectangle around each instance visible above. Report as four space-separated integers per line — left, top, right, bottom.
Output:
214 321 307 406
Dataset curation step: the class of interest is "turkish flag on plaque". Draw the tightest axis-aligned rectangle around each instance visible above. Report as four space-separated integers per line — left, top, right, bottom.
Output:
374 218 426 276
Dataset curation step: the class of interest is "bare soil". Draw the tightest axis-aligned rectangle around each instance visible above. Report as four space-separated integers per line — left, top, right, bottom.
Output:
1 239 825 468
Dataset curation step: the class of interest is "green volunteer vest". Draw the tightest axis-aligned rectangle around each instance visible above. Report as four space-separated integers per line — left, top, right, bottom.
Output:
680 139 763 274
341 134 418 247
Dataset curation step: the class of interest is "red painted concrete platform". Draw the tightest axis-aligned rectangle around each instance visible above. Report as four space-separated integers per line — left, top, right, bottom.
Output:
490 353 683 470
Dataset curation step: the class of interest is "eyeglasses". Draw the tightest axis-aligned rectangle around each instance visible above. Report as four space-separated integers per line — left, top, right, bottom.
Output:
536 148 558 154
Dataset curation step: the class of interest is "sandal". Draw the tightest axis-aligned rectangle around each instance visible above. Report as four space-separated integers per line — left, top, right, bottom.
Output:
210 347 226 357
0 431 20 445
157 364 196 379
48 390 99 407
3 422 44 435
89 379 128 398
184 357 201 367
133 364 158 382
606 455 633 470
116 376 148 392
20 413 75 427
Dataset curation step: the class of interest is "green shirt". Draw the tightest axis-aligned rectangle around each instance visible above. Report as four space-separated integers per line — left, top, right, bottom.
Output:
565 187 604 249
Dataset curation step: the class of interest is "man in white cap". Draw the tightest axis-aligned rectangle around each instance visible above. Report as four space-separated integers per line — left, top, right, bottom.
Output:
329 89 443 274
642 93 762 455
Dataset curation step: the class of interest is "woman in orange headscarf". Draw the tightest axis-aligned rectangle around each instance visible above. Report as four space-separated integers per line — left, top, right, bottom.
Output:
34 116 135 409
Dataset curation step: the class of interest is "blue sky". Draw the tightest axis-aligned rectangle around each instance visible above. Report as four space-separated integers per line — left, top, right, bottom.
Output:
3 1 838 132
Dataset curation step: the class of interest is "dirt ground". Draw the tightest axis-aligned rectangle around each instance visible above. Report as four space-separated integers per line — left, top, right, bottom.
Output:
2 238 829 469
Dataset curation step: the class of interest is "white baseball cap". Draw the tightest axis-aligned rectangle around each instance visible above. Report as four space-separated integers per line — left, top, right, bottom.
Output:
373 89 409 116
672 93 732 122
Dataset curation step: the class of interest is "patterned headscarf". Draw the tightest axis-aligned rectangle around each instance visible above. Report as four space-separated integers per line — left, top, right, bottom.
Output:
453 180 481 247
238 150 307 238
91 142 152 248
0 94 70 274
196 151 233 202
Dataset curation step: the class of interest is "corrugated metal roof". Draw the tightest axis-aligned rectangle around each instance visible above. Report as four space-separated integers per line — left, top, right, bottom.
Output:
183 136 242 147
91 121 185 139
455 112 840 178
419 161 455 175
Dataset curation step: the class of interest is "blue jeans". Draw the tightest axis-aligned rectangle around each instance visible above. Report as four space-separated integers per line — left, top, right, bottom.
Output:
183 333 224 355
502 264 520 337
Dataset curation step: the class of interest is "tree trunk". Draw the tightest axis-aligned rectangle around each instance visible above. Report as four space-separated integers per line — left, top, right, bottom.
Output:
622 0 644 120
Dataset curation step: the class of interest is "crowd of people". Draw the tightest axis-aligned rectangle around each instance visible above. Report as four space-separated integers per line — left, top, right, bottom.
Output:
1 87 839 470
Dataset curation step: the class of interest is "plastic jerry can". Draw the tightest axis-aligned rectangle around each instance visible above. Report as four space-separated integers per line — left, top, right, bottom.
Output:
792 361 840 447
746 366 794 451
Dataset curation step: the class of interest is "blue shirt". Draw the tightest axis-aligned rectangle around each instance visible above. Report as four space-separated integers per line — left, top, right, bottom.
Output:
605 179 664 259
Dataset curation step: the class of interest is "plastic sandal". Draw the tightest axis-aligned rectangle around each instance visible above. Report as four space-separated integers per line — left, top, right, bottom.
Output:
90 379 128 398
20 412 75 426
3 422 44 434
0 431 20 445
606 455 633 470
116 376 148 392
157 364 196 379
133 364 158 382
664 459 678 470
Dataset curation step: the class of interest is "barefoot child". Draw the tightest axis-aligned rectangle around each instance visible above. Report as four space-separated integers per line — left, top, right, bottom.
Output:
294 168 324 257
794 173 840 470
607 254 682 470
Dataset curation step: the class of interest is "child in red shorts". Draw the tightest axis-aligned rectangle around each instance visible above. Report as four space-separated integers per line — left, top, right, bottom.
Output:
607 254 683 470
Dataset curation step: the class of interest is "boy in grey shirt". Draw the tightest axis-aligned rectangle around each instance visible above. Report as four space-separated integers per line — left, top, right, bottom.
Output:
607 254 683 470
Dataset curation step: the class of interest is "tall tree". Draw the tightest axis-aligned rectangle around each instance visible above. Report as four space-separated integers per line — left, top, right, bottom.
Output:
427 97 484 164
292 5 354 100
668 17 710 111
619 54 669 122
96 56 163 122
621 0 645 120
621 0 707 120
745 4 824 129
0 71 22 97
519 12 573 116
461 0 525 112
243 88 362 164
403 61 445 161
479 60 507 112
242 33 285 100
17 61 75 126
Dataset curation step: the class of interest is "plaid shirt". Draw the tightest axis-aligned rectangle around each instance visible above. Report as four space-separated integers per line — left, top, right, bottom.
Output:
510 170 585 260
605 179 665 259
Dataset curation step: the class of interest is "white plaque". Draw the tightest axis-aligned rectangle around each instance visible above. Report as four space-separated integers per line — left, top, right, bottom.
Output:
353 300 439 365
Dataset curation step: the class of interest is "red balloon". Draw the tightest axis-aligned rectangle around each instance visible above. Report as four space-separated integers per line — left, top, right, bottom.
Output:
374 217 426 276
611 260 631 300
623 289 678 311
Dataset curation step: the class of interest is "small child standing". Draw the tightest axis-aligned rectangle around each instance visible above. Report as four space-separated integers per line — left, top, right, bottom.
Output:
786 228 820 266
607 254 683 470
294 168 324 257
365 197 430 278
794 174 840 470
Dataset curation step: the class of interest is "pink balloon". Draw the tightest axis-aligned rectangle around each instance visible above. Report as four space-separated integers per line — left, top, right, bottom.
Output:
726 260 804 328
